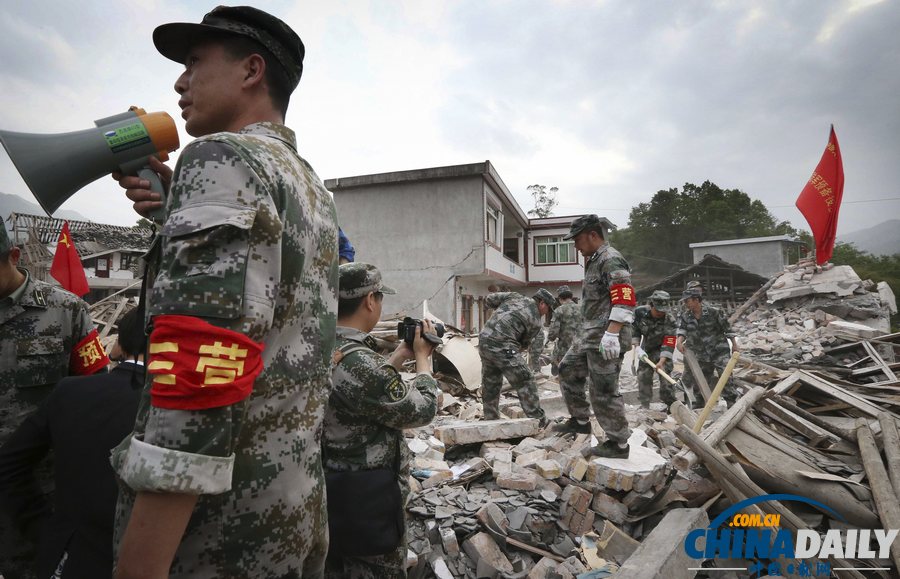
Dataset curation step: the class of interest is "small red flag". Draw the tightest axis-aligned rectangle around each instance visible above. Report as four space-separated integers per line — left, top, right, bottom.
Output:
795 126 845 265
50 222 90 296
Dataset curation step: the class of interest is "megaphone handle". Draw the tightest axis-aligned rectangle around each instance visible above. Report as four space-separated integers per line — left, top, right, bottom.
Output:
138 166 167 224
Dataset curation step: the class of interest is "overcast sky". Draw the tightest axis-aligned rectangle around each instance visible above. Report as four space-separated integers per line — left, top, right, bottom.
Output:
1 0 897 236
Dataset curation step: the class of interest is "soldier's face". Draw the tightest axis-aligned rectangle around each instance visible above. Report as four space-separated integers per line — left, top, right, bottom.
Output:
573 231 602 256
685 297 701 313
175 41 246 137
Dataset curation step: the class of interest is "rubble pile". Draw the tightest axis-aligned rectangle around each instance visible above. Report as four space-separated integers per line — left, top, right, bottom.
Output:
731 260 896 366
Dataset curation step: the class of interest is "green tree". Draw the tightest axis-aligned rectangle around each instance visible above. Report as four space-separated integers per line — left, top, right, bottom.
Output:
526 184 559 218
616 181 796 277
135 217 154 229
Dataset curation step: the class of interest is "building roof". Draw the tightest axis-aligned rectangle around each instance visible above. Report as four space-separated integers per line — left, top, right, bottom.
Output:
637 254 769 304
9 212 152 261
528 214 617 231
689 235 802 249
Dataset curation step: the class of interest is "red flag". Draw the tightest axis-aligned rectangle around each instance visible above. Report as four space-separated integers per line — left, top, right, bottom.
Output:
50 222 90 296
795 126 845 264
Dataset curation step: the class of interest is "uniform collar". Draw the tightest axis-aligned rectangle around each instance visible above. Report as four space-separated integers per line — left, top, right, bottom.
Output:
588 243 610 264
13 268 47 309
336 325 379 350
237 122 297 151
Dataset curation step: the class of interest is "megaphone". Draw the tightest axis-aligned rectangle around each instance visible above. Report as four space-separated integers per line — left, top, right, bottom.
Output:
0 106 179 220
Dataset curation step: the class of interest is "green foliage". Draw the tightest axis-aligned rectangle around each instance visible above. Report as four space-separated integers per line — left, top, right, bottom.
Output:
135 217 154 229
526 184 559 218
615 181 797 276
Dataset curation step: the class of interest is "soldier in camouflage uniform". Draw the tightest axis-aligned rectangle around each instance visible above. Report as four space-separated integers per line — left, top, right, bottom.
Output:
110 7 338 578
478 289 556 426
632 290 677 408
554 215 633 458
323 263 438 578
1 225 108 578
547 285 582 376
676 288 740 406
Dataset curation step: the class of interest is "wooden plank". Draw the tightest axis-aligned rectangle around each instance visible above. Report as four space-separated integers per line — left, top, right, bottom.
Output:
878 413 900 499
856 420 900 571
98 297 129 340
862 341 899 382
798 370 892 418
758 398 840 447
681 348 711 401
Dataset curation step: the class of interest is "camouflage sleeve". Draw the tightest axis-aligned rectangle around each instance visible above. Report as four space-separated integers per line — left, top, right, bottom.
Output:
605 256 635 324
337 352 438 430
719 308 736 339
675 311 688 337
120 139 276 495
631 308 644 340
547 311 561 342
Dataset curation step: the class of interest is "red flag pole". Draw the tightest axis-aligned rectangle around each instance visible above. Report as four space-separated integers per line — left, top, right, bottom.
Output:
50 221 91 297
795 125 845 265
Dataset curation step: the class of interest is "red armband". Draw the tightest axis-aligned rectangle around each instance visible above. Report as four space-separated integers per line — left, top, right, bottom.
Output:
609 284 637 306
662 335 677 348
70 329 110 375
148 315 265 410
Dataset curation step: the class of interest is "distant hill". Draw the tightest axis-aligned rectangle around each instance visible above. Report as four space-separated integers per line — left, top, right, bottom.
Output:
1 191 88 229
840 220 900 256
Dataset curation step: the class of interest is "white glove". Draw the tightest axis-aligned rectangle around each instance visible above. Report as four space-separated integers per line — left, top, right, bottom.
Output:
599 331 620 360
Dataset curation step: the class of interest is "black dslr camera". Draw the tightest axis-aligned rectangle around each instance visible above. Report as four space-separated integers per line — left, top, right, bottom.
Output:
397 317 445 346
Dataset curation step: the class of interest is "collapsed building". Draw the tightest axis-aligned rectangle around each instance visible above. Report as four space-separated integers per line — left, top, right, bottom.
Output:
384 259 898 578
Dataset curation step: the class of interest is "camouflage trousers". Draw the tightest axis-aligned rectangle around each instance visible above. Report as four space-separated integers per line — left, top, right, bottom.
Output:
551 339 574 373
558 341 630 445
324 539 406 579
479 346 545 421
683 353 739 406
636 351 675 406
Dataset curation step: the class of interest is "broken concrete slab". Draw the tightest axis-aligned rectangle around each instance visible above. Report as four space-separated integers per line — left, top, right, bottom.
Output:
434 418 541 446
496 469 540 491
434 335 482 388
586 443 669 492
614 508 709 579
462 532 514 575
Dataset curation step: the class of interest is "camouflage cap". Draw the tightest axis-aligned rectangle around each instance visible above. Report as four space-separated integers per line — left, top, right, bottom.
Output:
556 285 571 295
685 280 703 291
154 6 305 90
681 288 703 301
533 288 558 310
649 290 670 309
338 262 396 300
563 214 603 240
0 225 10 254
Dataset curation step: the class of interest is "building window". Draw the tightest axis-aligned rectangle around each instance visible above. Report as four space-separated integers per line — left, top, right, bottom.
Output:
486 206 500 245
120 253 133 270
536 236 576 264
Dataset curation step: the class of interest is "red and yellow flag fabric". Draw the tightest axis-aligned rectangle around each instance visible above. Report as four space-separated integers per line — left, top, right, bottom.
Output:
795 126 845 265
50 221 90 296
147 315 265 410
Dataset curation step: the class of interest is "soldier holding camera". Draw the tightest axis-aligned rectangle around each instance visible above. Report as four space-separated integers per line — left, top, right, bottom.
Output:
322 262 438 578
478 289 557 426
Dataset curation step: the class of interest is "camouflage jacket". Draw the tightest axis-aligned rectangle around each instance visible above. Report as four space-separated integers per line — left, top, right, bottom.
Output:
323 327 438 487
479 292 542 353
111 122 339 577
1 268 103 444
675 304 735 362
580 244 634 345
547 301 581 351
632 305 677 359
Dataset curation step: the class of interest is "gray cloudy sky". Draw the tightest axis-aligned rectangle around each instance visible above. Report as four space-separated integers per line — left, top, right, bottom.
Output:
1 0 897 235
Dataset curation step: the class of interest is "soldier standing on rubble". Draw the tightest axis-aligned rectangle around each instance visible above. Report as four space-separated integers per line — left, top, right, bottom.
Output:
0 225 109 578
479 289 557 426
676 287 740 406
553 215 633 459
323 263 438 578
632 290 677 409
547 285 582 376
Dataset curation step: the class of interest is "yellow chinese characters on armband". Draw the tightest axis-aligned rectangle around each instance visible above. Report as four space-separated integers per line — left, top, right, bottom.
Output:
70 329 110 375
146 315 265 410
609 283 637 307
